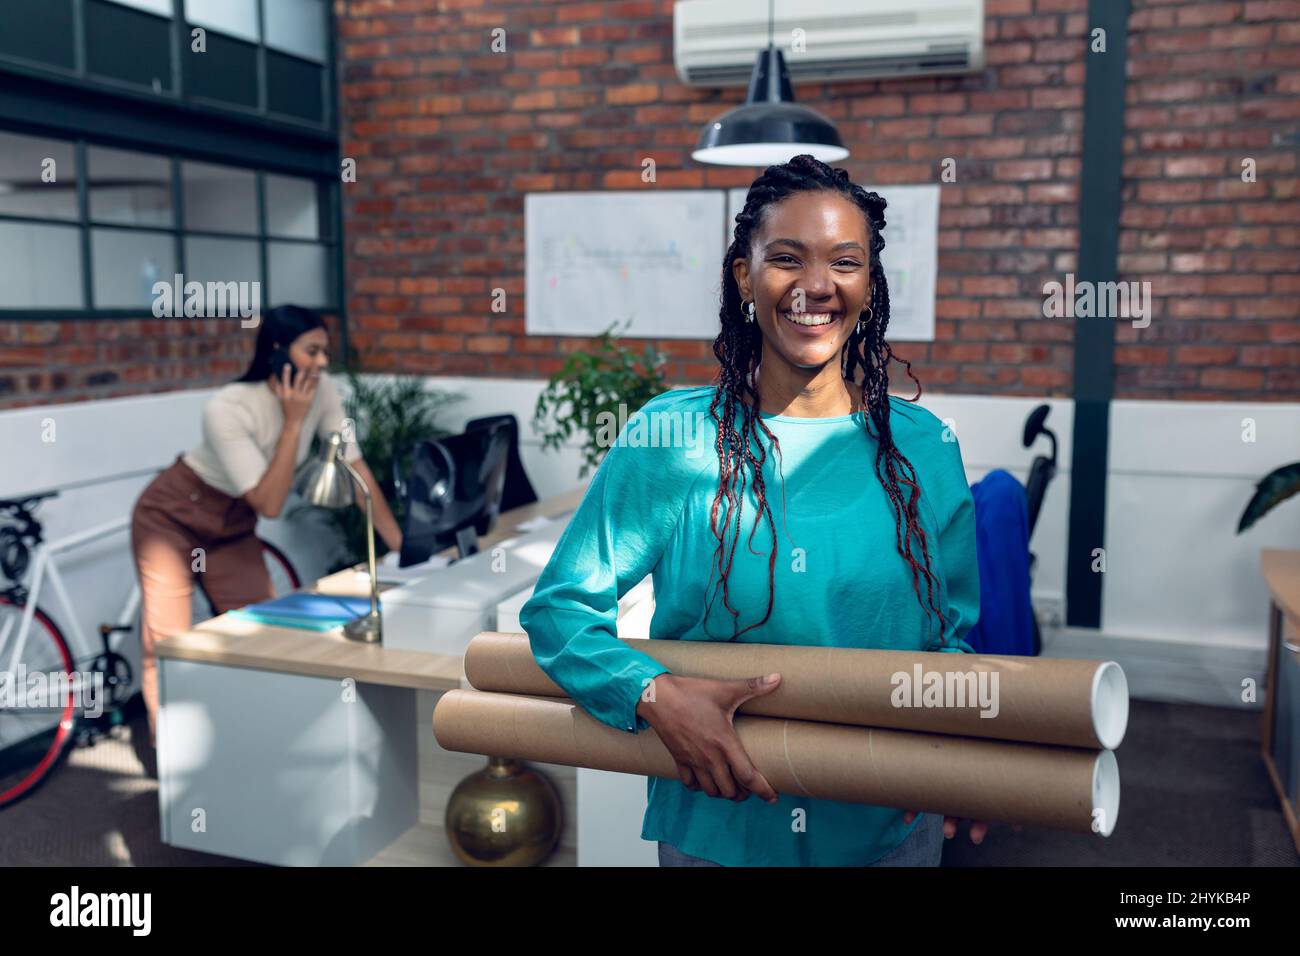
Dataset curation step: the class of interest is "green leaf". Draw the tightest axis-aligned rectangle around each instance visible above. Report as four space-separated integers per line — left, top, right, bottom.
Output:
531 320 670 479
1237 461 1300 533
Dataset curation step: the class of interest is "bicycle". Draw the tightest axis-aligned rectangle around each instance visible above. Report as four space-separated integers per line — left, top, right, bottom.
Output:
0 488 300 809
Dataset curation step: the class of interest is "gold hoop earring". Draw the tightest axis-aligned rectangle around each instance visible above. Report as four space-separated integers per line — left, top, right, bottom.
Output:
856 305 874 335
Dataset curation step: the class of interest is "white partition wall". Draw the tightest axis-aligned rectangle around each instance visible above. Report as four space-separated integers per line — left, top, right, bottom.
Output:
1105 400 1300 646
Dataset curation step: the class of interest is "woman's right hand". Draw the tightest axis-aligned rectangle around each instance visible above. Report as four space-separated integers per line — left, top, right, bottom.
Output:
269 361 318 427
636 672 782 805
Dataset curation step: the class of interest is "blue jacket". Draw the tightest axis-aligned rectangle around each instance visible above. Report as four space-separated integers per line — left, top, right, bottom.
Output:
965 469 1036 656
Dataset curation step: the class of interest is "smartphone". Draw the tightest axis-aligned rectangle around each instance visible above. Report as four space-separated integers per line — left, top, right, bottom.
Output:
268 348 297 387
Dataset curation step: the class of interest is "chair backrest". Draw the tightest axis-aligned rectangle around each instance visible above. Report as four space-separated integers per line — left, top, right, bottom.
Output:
466 413 539 518
1023 455 1055 540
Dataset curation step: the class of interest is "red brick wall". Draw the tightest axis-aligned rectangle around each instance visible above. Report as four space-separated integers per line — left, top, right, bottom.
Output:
1 0 1296 409
1117 0 1300 399
0 315 345 410
337 0 1093 394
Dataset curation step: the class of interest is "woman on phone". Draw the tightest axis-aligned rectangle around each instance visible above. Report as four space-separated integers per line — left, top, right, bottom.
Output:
520 155 987 866
129 305 402 747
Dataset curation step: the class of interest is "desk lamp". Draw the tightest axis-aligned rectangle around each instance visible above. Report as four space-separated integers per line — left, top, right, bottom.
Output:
295 431 382 643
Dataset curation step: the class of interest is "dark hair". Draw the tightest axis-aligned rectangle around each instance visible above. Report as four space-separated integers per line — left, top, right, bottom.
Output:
233 305 328 383
706 153 948 646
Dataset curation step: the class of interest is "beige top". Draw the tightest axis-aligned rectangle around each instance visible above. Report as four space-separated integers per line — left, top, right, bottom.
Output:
182 371 362 498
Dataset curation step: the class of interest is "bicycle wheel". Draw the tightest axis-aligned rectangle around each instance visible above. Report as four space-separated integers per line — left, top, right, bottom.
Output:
190 538 302 621
0 597 79 810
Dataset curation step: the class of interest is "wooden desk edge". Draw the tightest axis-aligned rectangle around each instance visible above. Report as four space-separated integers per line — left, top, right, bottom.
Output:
1261 548 1300 625
1258 548 1300 854
156 630 465 691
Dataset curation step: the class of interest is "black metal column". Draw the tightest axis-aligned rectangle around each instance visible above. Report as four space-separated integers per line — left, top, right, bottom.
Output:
1066 0 1131 628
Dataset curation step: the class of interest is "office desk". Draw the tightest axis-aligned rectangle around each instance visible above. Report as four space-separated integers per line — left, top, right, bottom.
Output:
1260 549 1300 855
155 485 591 867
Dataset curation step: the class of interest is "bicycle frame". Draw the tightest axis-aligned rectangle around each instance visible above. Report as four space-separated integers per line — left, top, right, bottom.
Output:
0 515 139 677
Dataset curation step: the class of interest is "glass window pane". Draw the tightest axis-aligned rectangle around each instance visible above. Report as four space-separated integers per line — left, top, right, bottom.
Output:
85 0 173 93
182 161 257 234
266 52 324 123
184 0 257 43
88 146 173 227
185 31 258 109
264 0 327 63
265 175 319 239
0 0 75 70
0 222 84 308
269 242 329 308
91 228 175 308
103 0 173 15
0 132 78 220
185 236 260 286
182 237 262 316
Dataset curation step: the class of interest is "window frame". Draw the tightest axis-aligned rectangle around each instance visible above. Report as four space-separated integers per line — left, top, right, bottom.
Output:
0 128 343 321
0 0 334 132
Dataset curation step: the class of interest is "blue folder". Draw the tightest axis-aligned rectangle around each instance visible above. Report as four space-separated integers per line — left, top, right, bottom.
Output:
227 593 378 632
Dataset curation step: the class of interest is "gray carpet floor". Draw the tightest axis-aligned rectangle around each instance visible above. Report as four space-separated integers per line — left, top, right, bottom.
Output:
1 697 1296 866
942 698 1299 866
0 706 256 866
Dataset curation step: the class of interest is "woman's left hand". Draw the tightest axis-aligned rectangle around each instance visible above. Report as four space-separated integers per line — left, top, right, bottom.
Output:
902 810 1021 844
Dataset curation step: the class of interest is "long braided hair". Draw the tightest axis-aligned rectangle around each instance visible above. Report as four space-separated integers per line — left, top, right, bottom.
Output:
705 153 949 648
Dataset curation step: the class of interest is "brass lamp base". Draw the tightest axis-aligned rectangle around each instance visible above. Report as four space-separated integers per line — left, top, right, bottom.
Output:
343 611 383 644
445 757 563 867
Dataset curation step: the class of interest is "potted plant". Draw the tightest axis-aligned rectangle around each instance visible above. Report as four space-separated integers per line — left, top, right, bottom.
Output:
1238 462 1300 534
291 356 465 572
532 320 668 478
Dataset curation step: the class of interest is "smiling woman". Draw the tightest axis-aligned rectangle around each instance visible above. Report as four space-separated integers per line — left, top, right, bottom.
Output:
721 157 938 634
520 154 990 867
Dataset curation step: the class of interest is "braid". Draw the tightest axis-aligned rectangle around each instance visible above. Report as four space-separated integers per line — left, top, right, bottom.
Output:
707 153 949 647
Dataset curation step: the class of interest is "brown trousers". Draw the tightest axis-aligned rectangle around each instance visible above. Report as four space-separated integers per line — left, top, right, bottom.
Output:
129 455 273 737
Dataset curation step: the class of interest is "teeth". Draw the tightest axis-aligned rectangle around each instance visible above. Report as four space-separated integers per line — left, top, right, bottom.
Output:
782 312 837 326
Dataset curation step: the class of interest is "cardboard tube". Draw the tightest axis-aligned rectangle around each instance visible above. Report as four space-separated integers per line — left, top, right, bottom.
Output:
433 689 1120 836
465 632 1129 750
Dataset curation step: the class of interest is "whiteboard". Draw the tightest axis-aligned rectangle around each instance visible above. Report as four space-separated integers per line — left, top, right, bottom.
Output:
726 183 939 341
525 191 726 339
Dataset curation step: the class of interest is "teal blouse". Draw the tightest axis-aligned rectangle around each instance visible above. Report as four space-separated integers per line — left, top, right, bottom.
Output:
519 385 980 866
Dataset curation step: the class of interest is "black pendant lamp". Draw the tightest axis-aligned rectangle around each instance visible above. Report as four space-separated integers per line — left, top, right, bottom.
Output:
692 0 848 167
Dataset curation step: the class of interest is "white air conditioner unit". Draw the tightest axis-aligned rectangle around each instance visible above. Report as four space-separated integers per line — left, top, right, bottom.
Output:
674 0 985 87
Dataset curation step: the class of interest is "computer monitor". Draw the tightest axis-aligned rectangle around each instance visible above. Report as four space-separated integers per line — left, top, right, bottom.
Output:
395 422 511 566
